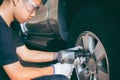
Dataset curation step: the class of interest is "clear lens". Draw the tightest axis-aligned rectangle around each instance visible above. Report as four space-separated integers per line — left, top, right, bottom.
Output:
23 0 39 14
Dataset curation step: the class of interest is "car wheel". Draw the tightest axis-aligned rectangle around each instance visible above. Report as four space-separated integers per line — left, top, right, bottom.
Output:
75 31 109 80
68 6 120 80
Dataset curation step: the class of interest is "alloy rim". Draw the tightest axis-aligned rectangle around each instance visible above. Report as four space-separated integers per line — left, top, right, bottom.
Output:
75 31 109 80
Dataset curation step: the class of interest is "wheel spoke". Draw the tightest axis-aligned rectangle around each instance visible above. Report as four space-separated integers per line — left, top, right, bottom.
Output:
97 69 109 80
93 41 106 61
82 34 98 54
82 35 90 52
97 57 109 74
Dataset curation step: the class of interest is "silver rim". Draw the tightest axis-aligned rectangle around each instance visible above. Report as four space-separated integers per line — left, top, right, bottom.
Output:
75 31 109 80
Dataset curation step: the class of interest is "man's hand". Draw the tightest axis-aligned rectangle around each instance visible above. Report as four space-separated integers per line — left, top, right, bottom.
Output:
51 63 75 79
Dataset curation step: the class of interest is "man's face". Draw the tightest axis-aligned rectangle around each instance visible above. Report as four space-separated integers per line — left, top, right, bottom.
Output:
14 0 42 23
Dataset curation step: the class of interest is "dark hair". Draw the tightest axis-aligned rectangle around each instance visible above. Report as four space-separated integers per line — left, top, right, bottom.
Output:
41 0 47 5
0 0 3 5
0 0 10 5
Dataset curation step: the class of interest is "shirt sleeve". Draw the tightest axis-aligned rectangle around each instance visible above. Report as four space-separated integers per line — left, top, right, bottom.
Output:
0 25 19 66
14 32 24 47
10 20 25 47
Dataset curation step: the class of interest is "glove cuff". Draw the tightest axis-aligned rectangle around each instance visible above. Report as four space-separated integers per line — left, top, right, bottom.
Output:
57 51 62 62
50 64 55 74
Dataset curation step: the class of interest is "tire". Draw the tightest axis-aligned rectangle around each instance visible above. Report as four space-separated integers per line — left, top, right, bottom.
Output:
68 6 120 80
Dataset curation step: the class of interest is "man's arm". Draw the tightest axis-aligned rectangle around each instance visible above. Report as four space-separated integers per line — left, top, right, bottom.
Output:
3 61 53 80
16 45 58 62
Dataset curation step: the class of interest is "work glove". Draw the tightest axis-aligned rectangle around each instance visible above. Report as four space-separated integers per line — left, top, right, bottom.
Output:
73 57 86 65
51 63 75 79
57 46 86 64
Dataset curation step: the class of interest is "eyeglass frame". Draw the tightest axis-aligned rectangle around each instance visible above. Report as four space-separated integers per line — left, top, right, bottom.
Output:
23 0 40 14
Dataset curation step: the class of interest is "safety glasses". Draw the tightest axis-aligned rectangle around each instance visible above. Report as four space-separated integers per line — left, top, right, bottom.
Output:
23 0 40 14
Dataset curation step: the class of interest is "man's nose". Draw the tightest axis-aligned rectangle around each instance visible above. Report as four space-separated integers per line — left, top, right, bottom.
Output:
30 10 36 17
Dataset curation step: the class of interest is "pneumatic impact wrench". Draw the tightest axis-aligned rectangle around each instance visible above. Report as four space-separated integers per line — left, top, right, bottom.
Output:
58 46 91 64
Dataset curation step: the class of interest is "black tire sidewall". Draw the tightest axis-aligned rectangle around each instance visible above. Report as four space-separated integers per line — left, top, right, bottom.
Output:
67 6 120 80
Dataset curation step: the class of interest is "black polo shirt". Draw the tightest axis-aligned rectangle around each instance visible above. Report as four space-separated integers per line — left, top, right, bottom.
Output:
0 16 24 80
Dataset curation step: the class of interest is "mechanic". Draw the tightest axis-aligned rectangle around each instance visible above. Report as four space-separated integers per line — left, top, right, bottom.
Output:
0 0 82 80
